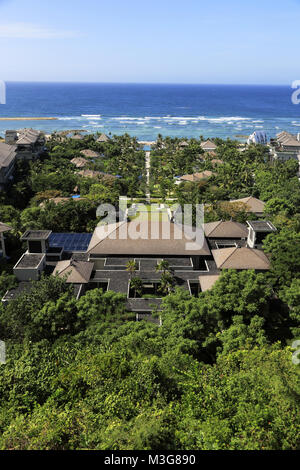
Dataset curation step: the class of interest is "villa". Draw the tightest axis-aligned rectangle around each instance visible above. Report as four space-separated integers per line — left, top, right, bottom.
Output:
247 131 268 145
200 140 218 152
96 133 110 143
229 196 266 217
176 170 214 184
211 246 270 271
270 131 300 163
5 129 45 160
71 157 88 168
2 215 274 318
0 142 17 189
0 129 45 189
80 149 101 159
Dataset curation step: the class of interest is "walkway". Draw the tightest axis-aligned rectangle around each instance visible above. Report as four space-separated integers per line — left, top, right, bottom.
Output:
145 150 151 203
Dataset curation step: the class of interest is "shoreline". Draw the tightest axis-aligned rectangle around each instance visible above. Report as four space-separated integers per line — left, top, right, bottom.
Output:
0 117 58 121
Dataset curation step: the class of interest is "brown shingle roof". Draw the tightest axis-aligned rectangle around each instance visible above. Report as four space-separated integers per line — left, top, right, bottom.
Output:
0 142 17 169
16 129 42 145
0 222 12 233
71 157 88 168
88 220 211 257
201 140 217 150
53 260 94 284
199 274 221 291
229 196 265 214
80 149 101 158
97 133 110 143
204 220 248 238
276 131 300 148
180 171 213 182
212 246 270 270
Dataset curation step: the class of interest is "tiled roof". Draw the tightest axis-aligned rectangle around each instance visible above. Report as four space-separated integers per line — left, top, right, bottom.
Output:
53 260 94 284
88 220 211 257
97 133 110 142
201 140 217 150
0 222 12 233
71 157 88 168
212 246 270 270
180 171 213 182
16 129 42 145
229 196 265 213
199 274 221 291
204 220 248 238
0 142 17 169
80 149 101 158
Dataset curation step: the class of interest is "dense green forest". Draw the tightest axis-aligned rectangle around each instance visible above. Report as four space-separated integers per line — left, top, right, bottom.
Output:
0 272 299 450
0 133 299 450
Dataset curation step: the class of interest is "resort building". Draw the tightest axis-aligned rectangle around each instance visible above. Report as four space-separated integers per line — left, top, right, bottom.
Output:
3 216 275 317
229 196 266 217
204 220 249 241
71 157 88 168
53 259 95 299
211 246 270 271
0 129 45 189
270 131 300 163
246 220 277 249
96 133 110 143
176 170 214 184
5 129 45 160
0 142 17 189
200 140 217 152
80 149 101 159
247 131 268 145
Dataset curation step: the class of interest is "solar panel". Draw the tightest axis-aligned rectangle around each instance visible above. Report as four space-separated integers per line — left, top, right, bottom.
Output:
49 233 92 252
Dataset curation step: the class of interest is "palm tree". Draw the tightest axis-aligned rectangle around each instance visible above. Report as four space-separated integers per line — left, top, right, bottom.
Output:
130 276 143 298
156 260 171 274
159 272 175 296
126 260 138 278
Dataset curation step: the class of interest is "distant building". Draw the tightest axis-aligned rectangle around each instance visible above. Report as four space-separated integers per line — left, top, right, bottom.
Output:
200 140 217 152
0 129 45 189
80 149 101 159
178 140 189 148
270 131 300 162
96 133 110 143
247 131 268 145
0 142 17 189
229 196 266 217
176 170 214 184
70 157 88 168
5 129 45 160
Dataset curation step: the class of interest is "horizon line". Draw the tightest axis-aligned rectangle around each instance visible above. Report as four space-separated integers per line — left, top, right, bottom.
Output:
3 80 294 87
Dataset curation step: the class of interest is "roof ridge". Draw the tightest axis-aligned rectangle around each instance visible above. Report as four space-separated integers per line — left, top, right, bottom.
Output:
219 246 238 268
209 220 222 236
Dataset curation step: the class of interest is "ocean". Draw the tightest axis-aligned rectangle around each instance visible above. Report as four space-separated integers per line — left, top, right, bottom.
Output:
0 82 299 141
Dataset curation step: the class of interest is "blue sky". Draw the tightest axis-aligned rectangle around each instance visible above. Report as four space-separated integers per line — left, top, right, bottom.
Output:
0 0 299 84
